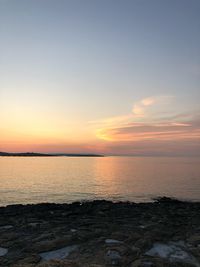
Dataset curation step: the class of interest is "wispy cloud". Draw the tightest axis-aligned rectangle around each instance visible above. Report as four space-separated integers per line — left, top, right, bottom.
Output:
132 96 172 117
97 119 200 142
92 96 200 152
90 95 173 128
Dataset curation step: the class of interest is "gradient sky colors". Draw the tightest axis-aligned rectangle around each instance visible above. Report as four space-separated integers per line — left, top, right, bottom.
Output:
0 0 200 156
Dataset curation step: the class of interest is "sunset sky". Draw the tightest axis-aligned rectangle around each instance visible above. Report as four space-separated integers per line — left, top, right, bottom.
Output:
1 0 200 156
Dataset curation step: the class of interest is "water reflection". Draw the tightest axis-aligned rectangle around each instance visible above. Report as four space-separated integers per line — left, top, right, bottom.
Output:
0 156 200 206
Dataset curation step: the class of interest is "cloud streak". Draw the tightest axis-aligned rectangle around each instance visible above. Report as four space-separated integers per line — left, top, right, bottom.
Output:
97 120 200 142
92 96 200 155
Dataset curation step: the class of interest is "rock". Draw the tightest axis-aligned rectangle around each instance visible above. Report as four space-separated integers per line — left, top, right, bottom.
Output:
134 238 151 250
0 247 8 256
37 259 80 267
28 222 40 227
15 253 41 264
189 247 200 260
0 231 20 241
188 234 200 246
39 245 78 261
145 242 199 266
31 236 72 253
106 245 128 256
32 233 54 243
131 259 157 267
105 249 121 265
0 225 13 230
131 259 142 267
12 264 35 267
0 199 200 266
140 261 154 267
131 246 140 256
105 239 123 245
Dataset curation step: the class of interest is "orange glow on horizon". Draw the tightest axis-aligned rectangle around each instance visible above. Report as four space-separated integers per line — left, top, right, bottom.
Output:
1 96 200 156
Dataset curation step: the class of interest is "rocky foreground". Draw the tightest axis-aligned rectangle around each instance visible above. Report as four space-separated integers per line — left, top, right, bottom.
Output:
0 197 200 267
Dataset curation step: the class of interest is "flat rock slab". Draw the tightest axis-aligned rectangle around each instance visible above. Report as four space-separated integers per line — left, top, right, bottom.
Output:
39 245 78 261
0 247 8 256
146 242 200 266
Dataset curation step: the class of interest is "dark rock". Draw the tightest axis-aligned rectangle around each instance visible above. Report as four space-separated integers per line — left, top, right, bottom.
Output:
0 198 199 267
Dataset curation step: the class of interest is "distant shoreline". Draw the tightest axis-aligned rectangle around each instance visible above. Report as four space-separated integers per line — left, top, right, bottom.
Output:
0 152 104 157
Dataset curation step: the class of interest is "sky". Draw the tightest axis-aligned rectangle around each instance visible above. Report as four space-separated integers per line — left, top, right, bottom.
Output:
0 0 200 156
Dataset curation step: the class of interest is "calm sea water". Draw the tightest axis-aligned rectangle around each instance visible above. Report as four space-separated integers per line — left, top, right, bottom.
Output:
0 156 200 206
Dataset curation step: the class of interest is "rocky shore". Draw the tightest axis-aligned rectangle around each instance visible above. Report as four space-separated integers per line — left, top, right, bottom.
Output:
0 197 200 267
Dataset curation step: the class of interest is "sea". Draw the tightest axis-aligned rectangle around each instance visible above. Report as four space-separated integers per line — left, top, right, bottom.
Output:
0 156 200 206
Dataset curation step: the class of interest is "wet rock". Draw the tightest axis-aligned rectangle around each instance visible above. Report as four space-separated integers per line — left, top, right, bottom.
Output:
0 225 13 230
37 259 80 267
131 259 142 267
140 261 155 267
0 231 20 242
131 246 141 258
15 253 41 264
12 264 35 267
70 229 77 233
188 234 200 246
0 198 199 266
134 238 152 250
145 242 199 266
32 233 54 243
39 245 78 261
31 236 72 253
189 247 200 261
107 245 128 256
105 249 121 265
105 239 123 245
28 222 40 228
88 265 105 267
0 247 8 256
